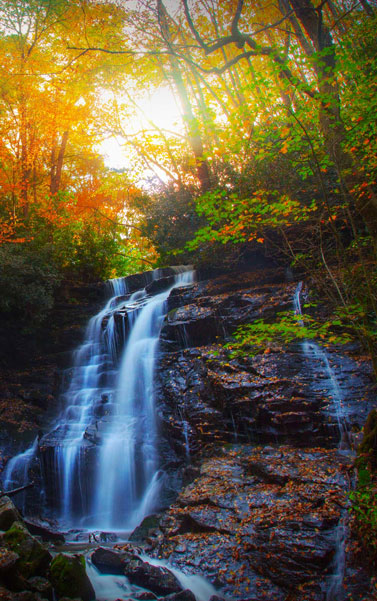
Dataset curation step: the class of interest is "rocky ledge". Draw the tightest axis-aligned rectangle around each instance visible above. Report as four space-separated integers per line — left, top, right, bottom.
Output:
132 446 372 601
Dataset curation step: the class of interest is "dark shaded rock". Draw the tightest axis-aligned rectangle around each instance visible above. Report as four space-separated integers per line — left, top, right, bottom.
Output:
133 592 158 600
91 547 126 575
23 519 65 544
49 554 95 601
145 276 175 296
0 496 22 531
2 521 51 579
11 592 43 601
27 576 52 600
123 557 182 596
0 547 19 572
162 591 196 601
129 514 162 544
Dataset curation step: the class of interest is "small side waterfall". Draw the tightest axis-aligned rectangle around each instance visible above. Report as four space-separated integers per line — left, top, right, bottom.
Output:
2 437 39 511
293 282 350 447
293 282 349 601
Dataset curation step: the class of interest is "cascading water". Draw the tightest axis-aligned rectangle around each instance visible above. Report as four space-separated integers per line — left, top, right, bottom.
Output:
293 281 349 601
2 268 194 535
90 270 193 530
52 268 194 531
293 281 350 448
2 436 39 512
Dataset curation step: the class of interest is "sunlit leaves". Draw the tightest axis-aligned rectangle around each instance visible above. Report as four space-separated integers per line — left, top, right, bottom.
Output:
225 310 352 358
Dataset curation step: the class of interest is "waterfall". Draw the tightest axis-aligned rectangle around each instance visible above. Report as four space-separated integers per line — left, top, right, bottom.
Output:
294 282 349 600
293 282 350 448
2 268 194 533
2 437 39 511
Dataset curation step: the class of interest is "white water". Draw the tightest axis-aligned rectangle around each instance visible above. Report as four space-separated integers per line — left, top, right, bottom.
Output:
86 553 217 601
293 282 349 448
53 268 194 530
2 437 39 511
326 518 346 601
1 268 194 533
294 282 349 600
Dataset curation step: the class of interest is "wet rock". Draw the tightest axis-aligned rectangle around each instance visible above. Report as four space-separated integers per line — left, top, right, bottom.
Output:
129 514 162 544
122 557 182 596
0 496 22 531
23 519 65 544
2 521 51 579
49 554 95 601
91 547 127 575
145 276 175 296
162 591 196 601
133 593 158 600
150 446 352 600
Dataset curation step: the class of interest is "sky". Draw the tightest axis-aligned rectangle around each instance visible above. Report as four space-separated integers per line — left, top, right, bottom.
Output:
98 86 183 175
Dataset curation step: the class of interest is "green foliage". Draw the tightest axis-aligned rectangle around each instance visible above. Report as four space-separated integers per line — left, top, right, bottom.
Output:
136 183 203 263
186 188 316 250
225 311 352 357
51 220 126 282
0 243 60 323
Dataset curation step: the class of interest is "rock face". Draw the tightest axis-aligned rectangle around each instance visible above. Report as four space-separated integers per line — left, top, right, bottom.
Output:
147 268 376 600
145 446 372 600
156 270 375 460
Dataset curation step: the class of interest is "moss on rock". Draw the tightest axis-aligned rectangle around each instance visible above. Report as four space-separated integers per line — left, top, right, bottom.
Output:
358 409 377 469
3 521 51 579
50 554 95 601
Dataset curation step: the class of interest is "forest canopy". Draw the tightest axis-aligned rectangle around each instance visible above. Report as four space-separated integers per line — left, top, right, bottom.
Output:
0 0 376 340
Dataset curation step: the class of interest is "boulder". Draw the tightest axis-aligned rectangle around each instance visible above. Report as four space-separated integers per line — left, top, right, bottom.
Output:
24 518 65 544
0 546 19 573
2 521 51 579
49 554 95 601
122 557 182 596
0 496 23 531
129 514 162 543
91 547 126 575
27 575 53 600
162 591 196 601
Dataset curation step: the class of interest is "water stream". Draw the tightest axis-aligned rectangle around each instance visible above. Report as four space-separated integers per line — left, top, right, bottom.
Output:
293 281 349 601
293 282 350 448
2 268 194 534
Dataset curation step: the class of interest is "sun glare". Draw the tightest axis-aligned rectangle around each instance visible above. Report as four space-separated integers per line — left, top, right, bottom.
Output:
99 87 183 172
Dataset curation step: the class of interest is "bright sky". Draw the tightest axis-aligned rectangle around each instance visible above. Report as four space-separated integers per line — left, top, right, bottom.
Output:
99 86 183 174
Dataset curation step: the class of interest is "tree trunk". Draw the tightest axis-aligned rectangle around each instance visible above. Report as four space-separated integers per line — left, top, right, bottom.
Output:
50 130 69 196
157 0 211 192
289 0 377 240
